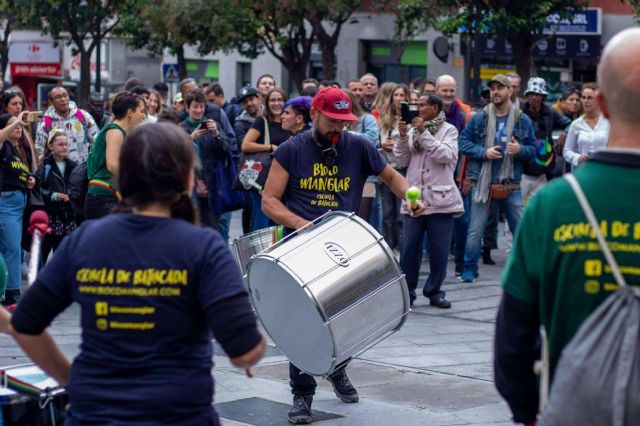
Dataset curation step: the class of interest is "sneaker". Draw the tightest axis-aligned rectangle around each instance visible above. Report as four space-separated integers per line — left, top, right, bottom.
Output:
454 263 464 276
328 369 359 403
288 395 313 424
430 296 452 309
458 270 477 283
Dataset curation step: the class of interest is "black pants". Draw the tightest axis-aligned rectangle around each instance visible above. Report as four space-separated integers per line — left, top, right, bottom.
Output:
289 363 348 396
41 234 65 263
85 193 118 220
380 183 402 250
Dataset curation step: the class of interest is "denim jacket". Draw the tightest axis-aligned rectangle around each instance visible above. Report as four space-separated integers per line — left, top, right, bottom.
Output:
458 108 537 183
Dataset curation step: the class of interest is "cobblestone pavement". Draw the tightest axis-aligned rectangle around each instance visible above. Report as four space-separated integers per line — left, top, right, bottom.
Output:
0 214 515 425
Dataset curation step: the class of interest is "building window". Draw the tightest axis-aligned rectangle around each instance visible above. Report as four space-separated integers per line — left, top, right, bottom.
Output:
365 41 427 84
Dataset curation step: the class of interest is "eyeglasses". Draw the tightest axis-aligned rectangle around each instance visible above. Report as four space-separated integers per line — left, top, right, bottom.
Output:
51 92 69 101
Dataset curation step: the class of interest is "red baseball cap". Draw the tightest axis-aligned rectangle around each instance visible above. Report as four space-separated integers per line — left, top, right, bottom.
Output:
312 88 358 121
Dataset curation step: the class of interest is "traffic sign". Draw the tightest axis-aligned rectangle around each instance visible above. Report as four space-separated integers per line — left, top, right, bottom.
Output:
162 63 180 82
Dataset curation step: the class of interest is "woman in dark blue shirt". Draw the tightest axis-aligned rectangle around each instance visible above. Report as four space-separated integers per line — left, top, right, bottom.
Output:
1 122 265 425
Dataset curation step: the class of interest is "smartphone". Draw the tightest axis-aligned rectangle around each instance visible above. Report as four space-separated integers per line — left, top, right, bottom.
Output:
24 111 43 123
199 121 208 131
400 102 419 123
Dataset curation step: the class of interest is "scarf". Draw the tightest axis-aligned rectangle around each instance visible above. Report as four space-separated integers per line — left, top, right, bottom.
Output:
474 103 517 203
445 100 465 132
411 111 446 152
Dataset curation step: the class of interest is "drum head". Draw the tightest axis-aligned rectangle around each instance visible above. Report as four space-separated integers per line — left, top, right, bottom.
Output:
248 257 334 376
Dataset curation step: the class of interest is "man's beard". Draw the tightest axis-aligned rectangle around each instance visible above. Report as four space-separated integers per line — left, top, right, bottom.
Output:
313 128 341 149
313 128 341 166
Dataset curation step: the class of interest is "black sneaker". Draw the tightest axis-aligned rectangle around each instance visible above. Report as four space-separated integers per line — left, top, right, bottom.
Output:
288 395 313 424
328 369 359 403
454 263 464 276
430 296 452 309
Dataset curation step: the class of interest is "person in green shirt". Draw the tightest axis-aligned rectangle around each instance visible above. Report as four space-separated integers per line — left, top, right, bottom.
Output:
85 91 146 219
494 28 640 425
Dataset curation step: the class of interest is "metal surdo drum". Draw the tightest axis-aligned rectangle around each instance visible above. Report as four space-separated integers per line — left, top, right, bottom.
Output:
230 226 282 276
247 211 410 376
1 364 67 425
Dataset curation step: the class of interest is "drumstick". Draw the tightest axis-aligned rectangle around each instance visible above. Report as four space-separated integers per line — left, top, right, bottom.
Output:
245 368 254 378
406 186 421 210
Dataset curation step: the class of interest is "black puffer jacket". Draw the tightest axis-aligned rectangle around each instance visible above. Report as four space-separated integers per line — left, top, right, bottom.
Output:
34 157 78 220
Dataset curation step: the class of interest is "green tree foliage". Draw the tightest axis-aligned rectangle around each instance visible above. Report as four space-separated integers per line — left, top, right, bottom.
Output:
117 0 220 81
0 0 39 78
121 0 367 91
394 0 588 84
628 0 640 21
23 0 140 103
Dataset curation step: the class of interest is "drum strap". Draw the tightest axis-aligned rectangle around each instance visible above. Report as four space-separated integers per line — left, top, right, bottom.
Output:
0 369 42 398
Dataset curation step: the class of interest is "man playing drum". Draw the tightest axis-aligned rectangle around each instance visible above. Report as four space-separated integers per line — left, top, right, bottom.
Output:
262 87 425 424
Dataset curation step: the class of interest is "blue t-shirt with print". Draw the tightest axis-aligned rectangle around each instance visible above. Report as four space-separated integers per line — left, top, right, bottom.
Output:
273 130 387 223
492 115 509 184
13 214 251 425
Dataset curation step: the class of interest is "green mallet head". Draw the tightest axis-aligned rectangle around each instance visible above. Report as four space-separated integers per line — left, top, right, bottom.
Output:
406 186 421 210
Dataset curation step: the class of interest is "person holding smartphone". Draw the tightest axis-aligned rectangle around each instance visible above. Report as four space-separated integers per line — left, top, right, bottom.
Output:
457 74 536 284
395 94 463 308
180 88 232 235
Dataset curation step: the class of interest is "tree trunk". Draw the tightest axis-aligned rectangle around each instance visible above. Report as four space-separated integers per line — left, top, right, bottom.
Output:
0 22 11 81
508 34 535 86
319 38 337 80
0 43 9 82
177 45 187 80
79 48 92 106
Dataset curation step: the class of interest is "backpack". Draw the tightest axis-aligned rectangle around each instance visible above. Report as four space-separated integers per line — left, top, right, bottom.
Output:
43 109 91 144
539 174 640 426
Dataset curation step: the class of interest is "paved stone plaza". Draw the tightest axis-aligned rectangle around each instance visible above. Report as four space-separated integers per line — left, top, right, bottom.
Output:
0 215 515 425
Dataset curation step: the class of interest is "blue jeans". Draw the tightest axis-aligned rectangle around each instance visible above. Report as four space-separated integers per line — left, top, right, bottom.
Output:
400 213 454 301
368 183 383 234
0 191 26 294
463 187 524 274
452 191 471 268
249 191 273 231
218 212 231 242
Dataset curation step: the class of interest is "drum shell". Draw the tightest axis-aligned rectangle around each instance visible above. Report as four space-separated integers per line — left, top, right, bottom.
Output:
248 212 409 376
1 364 67 425
230 226 279 276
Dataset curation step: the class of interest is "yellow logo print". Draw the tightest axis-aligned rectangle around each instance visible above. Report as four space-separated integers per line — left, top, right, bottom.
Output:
96 319 108 331
584 260 602 277
584 280 600 294
95 302 108 316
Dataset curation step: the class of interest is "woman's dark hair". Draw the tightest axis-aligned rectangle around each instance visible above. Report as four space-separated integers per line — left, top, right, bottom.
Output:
129 85 150 96
184 88 207 107
264 88 287 122
0 113 14 129
118 122 197 224
2 88 24 112
111 92 143 120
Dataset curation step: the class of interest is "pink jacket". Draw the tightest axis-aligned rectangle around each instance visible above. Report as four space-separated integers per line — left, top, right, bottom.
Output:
393 121 464 217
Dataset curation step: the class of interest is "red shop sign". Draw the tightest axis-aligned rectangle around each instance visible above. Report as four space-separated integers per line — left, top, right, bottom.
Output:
11 63 62 77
